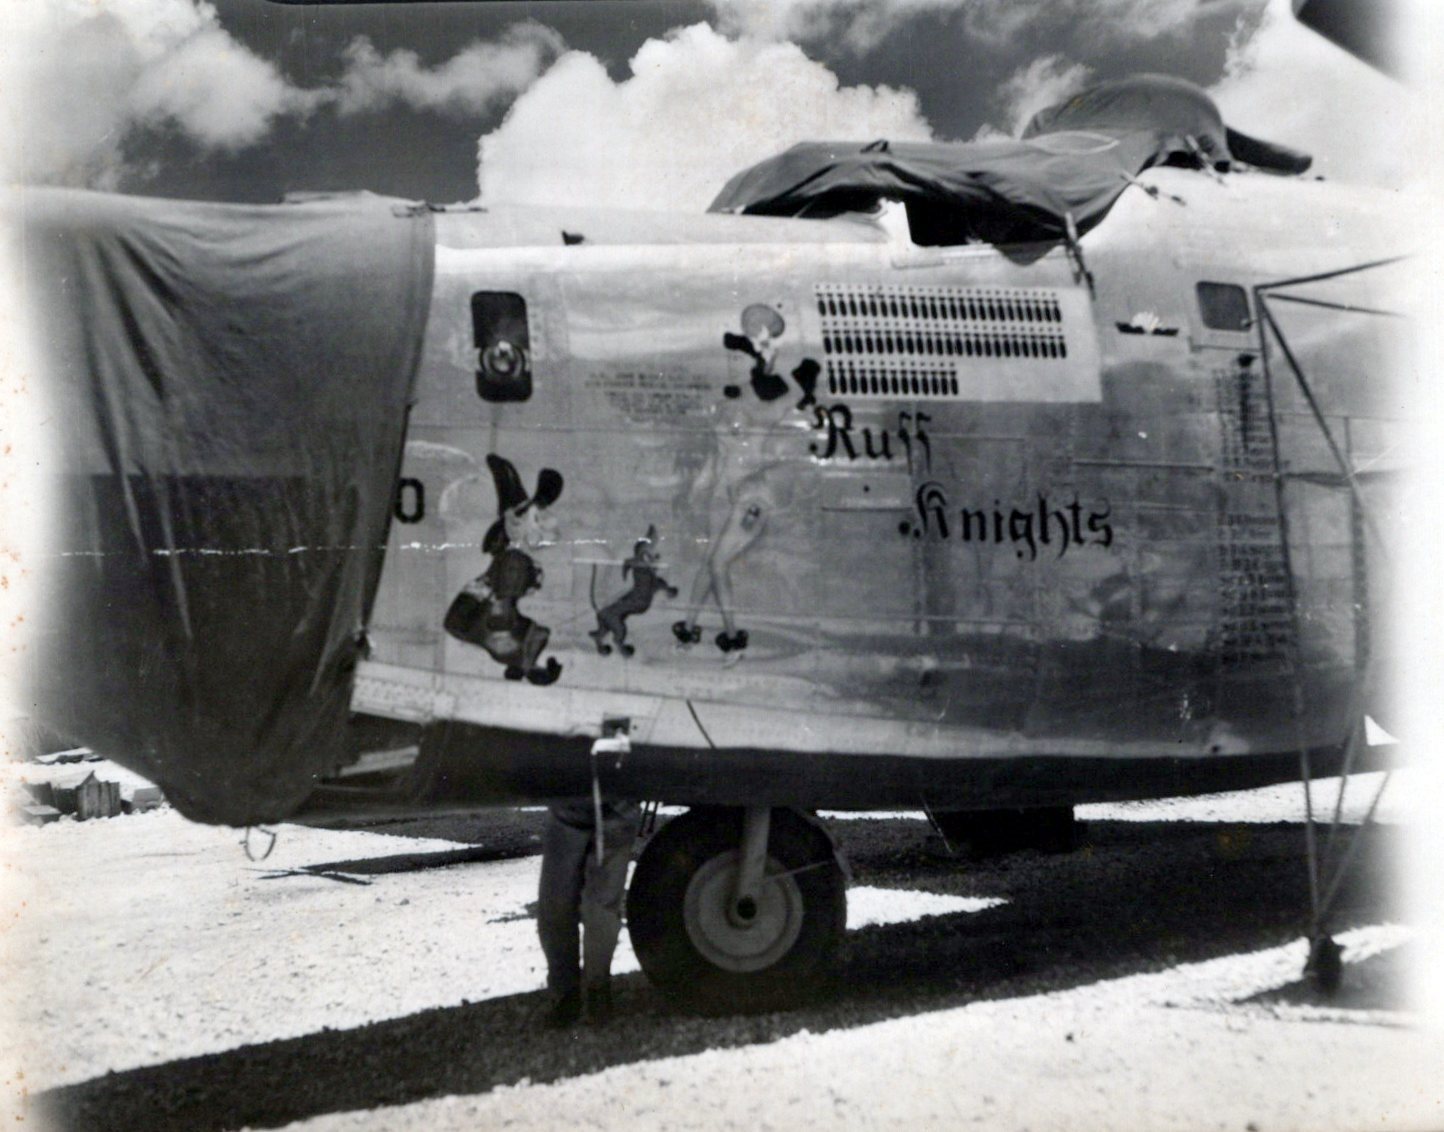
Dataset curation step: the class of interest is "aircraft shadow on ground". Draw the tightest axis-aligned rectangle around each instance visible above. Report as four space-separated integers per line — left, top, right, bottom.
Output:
35 820 1403 1132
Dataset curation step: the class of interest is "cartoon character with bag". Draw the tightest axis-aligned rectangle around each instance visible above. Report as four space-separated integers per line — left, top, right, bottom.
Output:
444 453 564 686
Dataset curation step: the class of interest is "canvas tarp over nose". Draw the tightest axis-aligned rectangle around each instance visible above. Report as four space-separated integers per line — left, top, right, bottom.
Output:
10 187 434 825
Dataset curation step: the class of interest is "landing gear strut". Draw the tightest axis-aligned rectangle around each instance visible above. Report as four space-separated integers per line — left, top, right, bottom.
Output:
627 806 846 1013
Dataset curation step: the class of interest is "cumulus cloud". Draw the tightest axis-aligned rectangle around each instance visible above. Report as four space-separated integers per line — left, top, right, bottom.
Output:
332 23 564 117
991 55 1095 136
961 0 1255 49
710 0 1254 53
1 0 307 186
128 26 315 149
476 23 933 212
710 0 956 52
1208 0 1415 185
965 1 1413 179
0 0 563 189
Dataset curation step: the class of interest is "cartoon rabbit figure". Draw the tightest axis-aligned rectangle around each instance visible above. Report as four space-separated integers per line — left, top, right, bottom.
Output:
444 454 564 685
589 525 678 657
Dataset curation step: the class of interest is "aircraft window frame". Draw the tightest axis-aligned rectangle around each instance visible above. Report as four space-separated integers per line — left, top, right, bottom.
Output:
472 291 532 403
1196 281 1252 333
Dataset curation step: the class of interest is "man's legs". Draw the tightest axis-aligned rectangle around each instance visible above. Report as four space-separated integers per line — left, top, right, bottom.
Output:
537 803 593 1022
579 801 643 1019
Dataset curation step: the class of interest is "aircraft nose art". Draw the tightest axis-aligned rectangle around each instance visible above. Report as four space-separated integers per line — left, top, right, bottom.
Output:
12 188 435 825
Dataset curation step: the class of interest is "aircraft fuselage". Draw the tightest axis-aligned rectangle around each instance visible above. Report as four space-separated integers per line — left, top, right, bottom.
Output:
347 167 1408 812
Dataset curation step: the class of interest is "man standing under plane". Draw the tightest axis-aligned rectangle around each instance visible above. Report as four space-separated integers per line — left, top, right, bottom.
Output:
537 730 643 1027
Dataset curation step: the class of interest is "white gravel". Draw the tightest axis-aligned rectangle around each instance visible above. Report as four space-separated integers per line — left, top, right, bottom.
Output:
1078 772 1409 825
0 787 1001 1095
269 925 1439 1132
2 760 1439 1132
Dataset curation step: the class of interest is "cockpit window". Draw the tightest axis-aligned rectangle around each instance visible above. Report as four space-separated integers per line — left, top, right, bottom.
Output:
904 199 1042 247
472 291 531 402
1196 282 1251 332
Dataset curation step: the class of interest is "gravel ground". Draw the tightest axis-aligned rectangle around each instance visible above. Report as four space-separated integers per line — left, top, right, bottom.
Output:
2 769 1437 1132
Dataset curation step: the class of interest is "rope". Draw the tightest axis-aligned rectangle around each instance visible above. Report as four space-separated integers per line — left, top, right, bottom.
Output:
1252 274 1403 975
920 796 959 858
1253 300 1324 941
1266 292 1406 320
1253 303 1322 935
1062 212 1095 295
1318 769 1394 921
686 699 718 749
1324 693 1368 856
241 826 278 862
1255 255 1407 293
1256 299 1390 562
1118 171 1185 206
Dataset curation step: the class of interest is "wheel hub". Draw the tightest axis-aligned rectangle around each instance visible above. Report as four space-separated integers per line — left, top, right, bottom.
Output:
683 850 804 973
732 895 759 925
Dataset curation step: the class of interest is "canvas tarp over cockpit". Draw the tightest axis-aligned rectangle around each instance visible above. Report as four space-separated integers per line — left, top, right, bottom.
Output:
708 75 1311 243
11 187 434 825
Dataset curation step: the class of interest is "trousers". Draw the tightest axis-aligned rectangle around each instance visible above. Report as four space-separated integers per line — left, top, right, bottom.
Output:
537 798 642 996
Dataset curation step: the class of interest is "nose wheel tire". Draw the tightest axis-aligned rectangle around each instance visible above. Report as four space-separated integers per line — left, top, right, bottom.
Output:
627 807 846 1014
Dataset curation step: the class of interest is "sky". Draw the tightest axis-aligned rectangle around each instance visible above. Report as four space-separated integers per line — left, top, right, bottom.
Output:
0 0 1422 209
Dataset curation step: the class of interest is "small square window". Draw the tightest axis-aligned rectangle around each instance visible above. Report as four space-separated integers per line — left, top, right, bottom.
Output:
1196 282 1251 332
472 292 531 402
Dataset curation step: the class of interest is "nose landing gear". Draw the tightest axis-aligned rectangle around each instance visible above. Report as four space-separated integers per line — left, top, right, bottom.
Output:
627 806 846 1014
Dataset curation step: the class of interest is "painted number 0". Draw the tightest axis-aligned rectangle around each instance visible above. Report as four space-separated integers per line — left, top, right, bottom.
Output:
395 478 425 524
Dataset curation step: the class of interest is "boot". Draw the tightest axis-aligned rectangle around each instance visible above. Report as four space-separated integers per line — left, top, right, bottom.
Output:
584 980 614 1025
543 987 582 1030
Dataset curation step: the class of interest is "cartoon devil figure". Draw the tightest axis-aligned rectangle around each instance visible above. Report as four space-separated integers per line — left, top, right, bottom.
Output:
444 454 564 685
